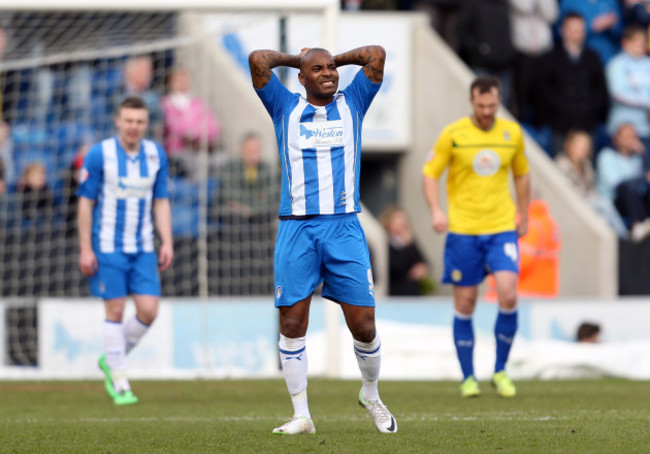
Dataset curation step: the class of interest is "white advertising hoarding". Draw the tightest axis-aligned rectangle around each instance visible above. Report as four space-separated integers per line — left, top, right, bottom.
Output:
39 299 175 379
205 13 412 151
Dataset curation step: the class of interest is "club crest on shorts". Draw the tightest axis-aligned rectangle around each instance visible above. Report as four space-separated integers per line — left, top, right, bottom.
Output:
504 242 518 262
275 286 282 299
451 269 462 282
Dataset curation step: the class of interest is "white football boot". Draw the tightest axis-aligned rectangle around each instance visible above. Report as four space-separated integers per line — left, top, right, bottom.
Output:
272 416 316 435
358 389 398 433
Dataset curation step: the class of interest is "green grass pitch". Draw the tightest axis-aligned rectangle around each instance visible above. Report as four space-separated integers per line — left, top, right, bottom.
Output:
2 378 649 453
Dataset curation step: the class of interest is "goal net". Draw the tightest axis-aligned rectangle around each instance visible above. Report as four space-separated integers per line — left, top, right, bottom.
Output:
0 3 336 301
0 2 344 368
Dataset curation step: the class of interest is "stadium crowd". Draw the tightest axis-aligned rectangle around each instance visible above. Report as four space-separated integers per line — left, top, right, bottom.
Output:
345 0 650 295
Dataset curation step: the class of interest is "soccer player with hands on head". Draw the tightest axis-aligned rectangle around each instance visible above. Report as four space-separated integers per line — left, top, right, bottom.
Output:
249 44 397 435
78 96 173 405
422 77 531 399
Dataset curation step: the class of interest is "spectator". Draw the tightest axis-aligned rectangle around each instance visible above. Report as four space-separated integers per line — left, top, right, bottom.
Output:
115 55 164 140
8 160 56 296
622 0 650 29
161 67 221 178
219 133 277 221
576 322 602 343
341 0 362 10
0 27 5 57
62 143 91 235
0 121 11 194
555 131 597 195
411 0 462 52
214 132 279 295
535 12 610 157
555 130 629 238
559 0 623 65
17 162 54 228
379 205 433 296
458 0 516 109
342 0 414 10
486 196 561 300
358 0 397 9
509 0 559 121
596 123 650 241
517 198 561 299
606 25 650 153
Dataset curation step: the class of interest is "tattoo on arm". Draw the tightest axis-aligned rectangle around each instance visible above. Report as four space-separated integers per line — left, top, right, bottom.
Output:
249 51 273 90
249 50 301 89
334 45 385 83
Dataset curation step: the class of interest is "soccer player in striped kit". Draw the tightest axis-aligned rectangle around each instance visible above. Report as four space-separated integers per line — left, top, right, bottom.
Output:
77 96 173 405
249 45 397 434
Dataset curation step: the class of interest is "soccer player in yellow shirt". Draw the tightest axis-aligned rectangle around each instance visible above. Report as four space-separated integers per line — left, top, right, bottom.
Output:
422 76 531 398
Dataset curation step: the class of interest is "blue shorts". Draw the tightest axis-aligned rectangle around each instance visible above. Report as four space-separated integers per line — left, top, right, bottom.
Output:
442 231 519 286
89 251 161 299
274 213 375 307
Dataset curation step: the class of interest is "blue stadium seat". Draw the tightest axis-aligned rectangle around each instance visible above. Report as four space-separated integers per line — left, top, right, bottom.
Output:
167 177 219 238
168 178 200 238
51 121 94 164
91 61 123 99
521 123 552 157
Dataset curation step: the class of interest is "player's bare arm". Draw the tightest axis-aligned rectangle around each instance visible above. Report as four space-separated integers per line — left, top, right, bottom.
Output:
249 50 303 89
77 196 97 276
334 45 385 83
423 174 448 233
514 173 531 237
153 198 174 271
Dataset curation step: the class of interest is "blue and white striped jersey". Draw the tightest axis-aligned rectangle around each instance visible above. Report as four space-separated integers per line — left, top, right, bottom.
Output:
77 137 169 254
256 69 381 216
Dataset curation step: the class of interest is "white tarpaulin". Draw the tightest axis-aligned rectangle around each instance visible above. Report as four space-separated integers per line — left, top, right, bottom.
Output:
3 298 650 380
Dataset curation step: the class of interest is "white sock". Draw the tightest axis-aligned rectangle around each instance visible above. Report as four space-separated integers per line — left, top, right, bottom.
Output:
279 334 310 419
104 320 130 392
124 316 150 354
354 334 381 402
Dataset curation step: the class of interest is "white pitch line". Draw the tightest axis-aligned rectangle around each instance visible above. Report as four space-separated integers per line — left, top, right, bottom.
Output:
4 413 567 424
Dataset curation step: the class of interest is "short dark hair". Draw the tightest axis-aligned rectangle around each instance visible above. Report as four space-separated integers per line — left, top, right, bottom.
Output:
299 48 332 71
563 11 585 23
470 77 500 97
622 25 646 41
564 129 591 146
304 47 329 58
118 96 148 112
240 131 261 145
576 322 601 342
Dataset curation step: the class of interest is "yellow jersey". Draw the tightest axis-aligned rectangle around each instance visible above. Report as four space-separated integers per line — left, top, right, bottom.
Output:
422 116 529 235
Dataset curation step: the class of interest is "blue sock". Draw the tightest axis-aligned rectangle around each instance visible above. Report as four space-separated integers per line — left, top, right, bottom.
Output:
494 308 518 373
453 313 475 379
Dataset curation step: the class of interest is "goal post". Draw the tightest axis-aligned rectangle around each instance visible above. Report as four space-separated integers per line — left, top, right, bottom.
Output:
2 0 340 52
0 1 341 299
9 0 338 9
0 2 393 380
0 1 353 375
